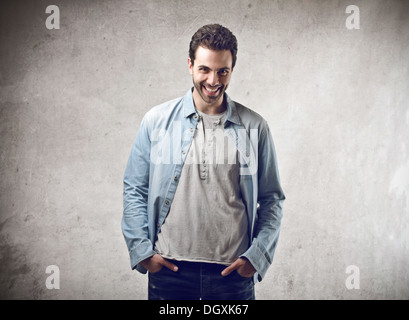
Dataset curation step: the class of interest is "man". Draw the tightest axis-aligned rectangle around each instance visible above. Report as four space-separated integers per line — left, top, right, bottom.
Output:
122 24 285 300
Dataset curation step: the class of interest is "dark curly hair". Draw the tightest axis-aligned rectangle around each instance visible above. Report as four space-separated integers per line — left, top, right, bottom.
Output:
189 24 238 68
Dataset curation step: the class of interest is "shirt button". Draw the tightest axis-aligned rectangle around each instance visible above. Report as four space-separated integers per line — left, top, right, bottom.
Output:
173 176 178 181
165 200 169 205
182 151 186 155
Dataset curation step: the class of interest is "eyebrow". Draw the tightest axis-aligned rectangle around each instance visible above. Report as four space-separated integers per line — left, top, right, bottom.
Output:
197 65 231 71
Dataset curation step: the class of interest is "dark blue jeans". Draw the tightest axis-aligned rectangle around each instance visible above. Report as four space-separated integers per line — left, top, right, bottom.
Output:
148 259 255 300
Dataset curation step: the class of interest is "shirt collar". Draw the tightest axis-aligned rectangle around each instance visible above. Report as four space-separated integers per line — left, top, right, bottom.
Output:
183 88 197 118
183 87 242 126
224 93 242 126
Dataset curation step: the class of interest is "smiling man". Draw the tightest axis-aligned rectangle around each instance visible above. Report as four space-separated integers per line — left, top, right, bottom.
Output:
122 24 285 300
190 46 232 111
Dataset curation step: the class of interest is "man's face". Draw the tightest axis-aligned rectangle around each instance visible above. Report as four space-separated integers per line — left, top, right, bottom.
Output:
188 46 233 108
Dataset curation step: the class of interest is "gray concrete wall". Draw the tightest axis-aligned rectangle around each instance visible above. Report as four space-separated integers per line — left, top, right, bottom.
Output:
0 0 408 299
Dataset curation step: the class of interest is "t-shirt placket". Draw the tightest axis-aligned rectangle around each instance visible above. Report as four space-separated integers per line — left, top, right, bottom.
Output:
199 114 223 180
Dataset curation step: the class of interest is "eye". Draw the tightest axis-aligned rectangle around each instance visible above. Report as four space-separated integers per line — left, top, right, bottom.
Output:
218 69 228 76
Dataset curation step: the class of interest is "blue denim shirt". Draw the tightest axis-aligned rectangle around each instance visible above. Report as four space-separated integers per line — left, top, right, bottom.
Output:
122 88 285 281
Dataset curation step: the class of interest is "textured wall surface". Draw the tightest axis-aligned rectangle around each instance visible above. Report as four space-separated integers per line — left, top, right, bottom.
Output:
0 0 408 299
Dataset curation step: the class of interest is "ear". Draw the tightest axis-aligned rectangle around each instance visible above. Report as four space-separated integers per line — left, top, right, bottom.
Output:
188 58 193 75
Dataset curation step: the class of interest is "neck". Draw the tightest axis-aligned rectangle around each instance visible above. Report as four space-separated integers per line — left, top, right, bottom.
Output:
192 89 226 115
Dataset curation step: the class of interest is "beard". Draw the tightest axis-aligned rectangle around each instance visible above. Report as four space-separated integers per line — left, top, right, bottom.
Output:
192 79 227 105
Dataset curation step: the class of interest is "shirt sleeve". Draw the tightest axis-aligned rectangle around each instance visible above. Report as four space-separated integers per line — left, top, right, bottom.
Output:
241 124 285 281
122 114 156 273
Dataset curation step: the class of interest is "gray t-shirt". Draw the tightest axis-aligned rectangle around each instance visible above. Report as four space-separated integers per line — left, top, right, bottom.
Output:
154 109 249 265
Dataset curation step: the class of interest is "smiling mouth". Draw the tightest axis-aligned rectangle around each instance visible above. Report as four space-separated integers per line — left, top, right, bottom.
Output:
202 85 222 96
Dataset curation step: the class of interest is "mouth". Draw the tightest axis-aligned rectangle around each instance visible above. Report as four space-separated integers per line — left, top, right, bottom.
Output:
202 84 222 96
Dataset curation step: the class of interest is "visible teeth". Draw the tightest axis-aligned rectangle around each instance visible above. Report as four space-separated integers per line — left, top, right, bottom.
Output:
204 86 219 92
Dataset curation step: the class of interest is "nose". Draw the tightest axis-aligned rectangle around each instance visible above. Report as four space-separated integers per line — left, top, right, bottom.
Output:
207 72 219 86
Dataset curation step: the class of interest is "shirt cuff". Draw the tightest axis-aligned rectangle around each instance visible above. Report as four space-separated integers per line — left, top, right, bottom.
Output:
129 241 156 274
240 239 271 281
